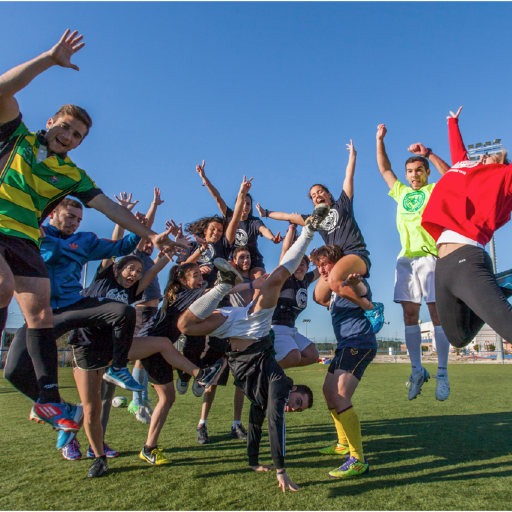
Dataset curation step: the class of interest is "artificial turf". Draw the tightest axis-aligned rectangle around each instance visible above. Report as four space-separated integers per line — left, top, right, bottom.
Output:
1 363 512 510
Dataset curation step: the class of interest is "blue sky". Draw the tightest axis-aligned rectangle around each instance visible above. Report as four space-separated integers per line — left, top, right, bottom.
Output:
4 2 512 340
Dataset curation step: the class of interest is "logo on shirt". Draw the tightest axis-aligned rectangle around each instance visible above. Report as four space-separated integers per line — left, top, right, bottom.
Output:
49 175 60 184
21 146 34 165
198 243 215 264
296 288 308 309
106 289 130 304
319 209 339 234
235 229 248 247
402 190 425 212
68 243 78 250
453 160 479 169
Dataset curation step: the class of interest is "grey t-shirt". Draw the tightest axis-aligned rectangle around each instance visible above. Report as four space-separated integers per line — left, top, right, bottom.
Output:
229 277 252 308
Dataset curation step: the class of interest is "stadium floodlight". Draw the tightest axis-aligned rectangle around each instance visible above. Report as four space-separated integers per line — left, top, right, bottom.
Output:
476 142 483 148
484 141 492 146
468 144 475 149
493 139 501 144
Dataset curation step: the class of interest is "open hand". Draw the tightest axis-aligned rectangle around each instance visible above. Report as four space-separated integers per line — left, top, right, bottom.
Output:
342 273 363 288
255 202 265 217
114 191 138 211
153 187 164 206
48 29 85 71
252 273 270 289
277 472 300 493
346 139 357 157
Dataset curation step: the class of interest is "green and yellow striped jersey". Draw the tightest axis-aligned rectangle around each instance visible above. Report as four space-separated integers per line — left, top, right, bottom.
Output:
0 114 102 246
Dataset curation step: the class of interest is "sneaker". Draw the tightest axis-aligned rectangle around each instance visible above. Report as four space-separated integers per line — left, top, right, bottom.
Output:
87 456 108 478
87 443 119 459
57 430 75 450
329 456 369 478
364 302 385 334
214 258 244 286
407 367 430 400
196 359 223 389
143 399 153 416
29 406 45 424
304 203 331 231
434 374 450 401
319 443 350 456
192 378 205 398
103 367 144 392
33 401 80 432
139 447 172 465
197 424 210 444
62 438 82 461
176 375 190 395
230 423 248 440
128 400 151 424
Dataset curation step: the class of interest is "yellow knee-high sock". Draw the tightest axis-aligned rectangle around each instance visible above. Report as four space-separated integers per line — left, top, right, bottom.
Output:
336 406 364 461
330 408 349 446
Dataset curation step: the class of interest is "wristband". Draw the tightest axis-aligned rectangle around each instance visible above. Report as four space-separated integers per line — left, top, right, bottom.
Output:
265 209 269 218
424 148 432 159
277 470 286 475
202 179 210 187
249 281 254 290
198 247 205 255
289 225 296 230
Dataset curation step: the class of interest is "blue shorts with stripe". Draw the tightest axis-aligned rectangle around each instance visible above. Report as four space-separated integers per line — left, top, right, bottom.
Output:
328 347 377 381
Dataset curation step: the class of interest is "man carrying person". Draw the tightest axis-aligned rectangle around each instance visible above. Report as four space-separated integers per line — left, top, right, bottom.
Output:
0 29 180 433
376 124 452 400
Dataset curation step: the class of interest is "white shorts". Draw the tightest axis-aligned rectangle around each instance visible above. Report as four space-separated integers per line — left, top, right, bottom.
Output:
394 255 437 304
272 324 314 361
209 303 276 340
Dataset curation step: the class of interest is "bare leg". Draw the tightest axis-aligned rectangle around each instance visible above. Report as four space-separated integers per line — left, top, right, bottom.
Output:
0 255 14 308
233 386 245 422
278 349 301 369
200 385 217 422
146 383 175 447
297 343 319 366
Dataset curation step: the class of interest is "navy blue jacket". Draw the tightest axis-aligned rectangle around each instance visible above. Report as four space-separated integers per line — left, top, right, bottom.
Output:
41 224 140 309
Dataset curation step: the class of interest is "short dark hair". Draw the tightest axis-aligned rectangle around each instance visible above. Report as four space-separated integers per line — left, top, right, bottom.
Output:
294 384 313 409
405 156 429 170
53 104 93 137
113 255 143 275
55 198 83 211
233 246 251 259
310 245 342 265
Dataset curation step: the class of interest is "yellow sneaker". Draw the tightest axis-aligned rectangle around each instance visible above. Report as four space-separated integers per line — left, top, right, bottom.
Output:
139 447 171 465
319 443 350 456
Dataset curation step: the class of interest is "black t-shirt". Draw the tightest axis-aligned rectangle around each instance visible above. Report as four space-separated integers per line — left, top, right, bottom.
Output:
82 264 143 305
225 206 265 264
301 190 370 260
272 271 316 328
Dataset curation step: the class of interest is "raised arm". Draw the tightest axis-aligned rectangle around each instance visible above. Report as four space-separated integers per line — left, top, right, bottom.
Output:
225 176 253 244
197 160 228 216
259 225 283 246
0 29 84 124
376 124 398 190
407 143 451 177
342 140 357 199
255 203 305 226
144 187 164 230
136 252 173 295
279 224 297 263
110 191 139 241
447 106 466 165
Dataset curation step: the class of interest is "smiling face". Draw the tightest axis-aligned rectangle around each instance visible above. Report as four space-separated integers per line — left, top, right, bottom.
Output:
45 114 87 155
234 250 251 272
315 255 336 281
115 261 143 288
142 240 154 255
241 196 252 220
309 185 333 206
285 390 310 413
49 204 83 236
294 257 309 280
180 265 203 289
405 161 430 190
204 221 224 243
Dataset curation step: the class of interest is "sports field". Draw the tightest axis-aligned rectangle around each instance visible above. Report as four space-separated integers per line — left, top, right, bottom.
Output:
1 363 512 511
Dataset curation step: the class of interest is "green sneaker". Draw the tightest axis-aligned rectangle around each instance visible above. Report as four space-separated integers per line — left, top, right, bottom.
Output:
319 443 350 456
329 456 369 478
128 400 138 415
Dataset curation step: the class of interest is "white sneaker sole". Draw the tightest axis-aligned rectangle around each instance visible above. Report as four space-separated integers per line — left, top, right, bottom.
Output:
213 258 244 284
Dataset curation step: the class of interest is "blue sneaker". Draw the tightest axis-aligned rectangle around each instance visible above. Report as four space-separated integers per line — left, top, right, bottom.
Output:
103 367 144 392
62 438 82 460
56 404 83 449
33 401 80 432
364 302 384 334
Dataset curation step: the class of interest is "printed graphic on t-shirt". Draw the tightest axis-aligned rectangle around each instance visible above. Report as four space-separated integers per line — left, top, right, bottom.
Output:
402 190 426 213
319 209 339 234
235 229 249 247
452 160 479 169
198 243 215 265
296 288 308 309
106 289 130 304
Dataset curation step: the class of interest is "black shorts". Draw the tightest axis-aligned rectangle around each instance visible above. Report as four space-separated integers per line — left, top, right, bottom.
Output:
328 347 376 381
0 233 49 279
201 336 230 386
140 352 174 385
134 306 159 336
72 340 112 371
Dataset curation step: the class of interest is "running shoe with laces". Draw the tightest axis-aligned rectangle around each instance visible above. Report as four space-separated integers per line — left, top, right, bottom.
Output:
29 406 45 424
87 442 119 459
230 423 248 440
176 375 190 395
33 401 80 432
56 404 82 449
364 302 385 334
103 367 144 392
87 456 108 478
62 438 82 461
434 374 450 401
197 424 210 444
213 258 244 286
192 378 205 397
319 443 350 456
329 456 369 478
139 447 171 465
304 203 331 231
196 359 224 389
407 367 430 400
128 400 151 424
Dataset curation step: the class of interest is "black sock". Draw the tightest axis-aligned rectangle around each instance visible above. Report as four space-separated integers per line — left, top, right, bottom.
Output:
26 328 59 404
144 444 157 455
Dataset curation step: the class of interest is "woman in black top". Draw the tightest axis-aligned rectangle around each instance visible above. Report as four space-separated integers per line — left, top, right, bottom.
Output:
196 161 283 279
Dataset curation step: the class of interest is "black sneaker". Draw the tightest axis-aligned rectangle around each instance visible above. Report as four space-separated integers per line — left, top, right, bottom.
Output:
197 424 210 445
230 423 248 440
196 359 223 389
305 203 331 231
87 456 108 478
213 258 244 286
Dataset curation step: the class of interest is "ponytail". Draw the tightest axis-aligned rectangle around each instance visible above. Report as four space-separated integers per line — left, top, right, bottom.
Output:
161 263 198 315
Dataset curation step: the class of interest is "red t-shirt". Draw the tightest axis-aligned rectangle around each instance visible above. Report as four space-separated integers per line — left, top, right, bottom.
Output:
421 118 512 246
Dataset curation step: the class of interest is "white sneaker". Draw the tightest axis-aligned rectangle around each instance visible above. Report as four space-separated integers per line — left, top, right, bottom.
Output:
407 367 430 400
434 374 450 401
143 399 153 416
192 378 205 398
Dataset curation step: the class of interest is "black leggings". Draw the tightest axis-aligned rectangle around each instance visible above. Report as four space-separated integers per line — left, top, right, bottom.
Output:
435 245 512 348
4 297 135 401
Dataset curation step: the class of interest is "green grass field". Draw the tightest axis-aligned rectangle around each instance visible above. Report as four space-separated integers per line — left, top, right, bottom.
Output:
1 363 512 511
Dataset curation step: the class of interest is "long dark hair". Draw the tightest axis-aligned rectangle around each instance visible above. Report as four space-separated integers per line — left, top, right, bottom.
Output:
308 184 335 204
112 255 143 276
161 263 199 315
185 215 227 237
230 192 254 218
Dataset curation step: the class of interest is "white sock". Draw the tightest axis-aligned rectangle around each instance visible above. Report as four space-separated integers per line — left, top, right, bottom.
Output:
434 325 450 376
232 420 241 428
280 225 315 275
405 324 422 375
198 419 207 427
189 283 232 320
